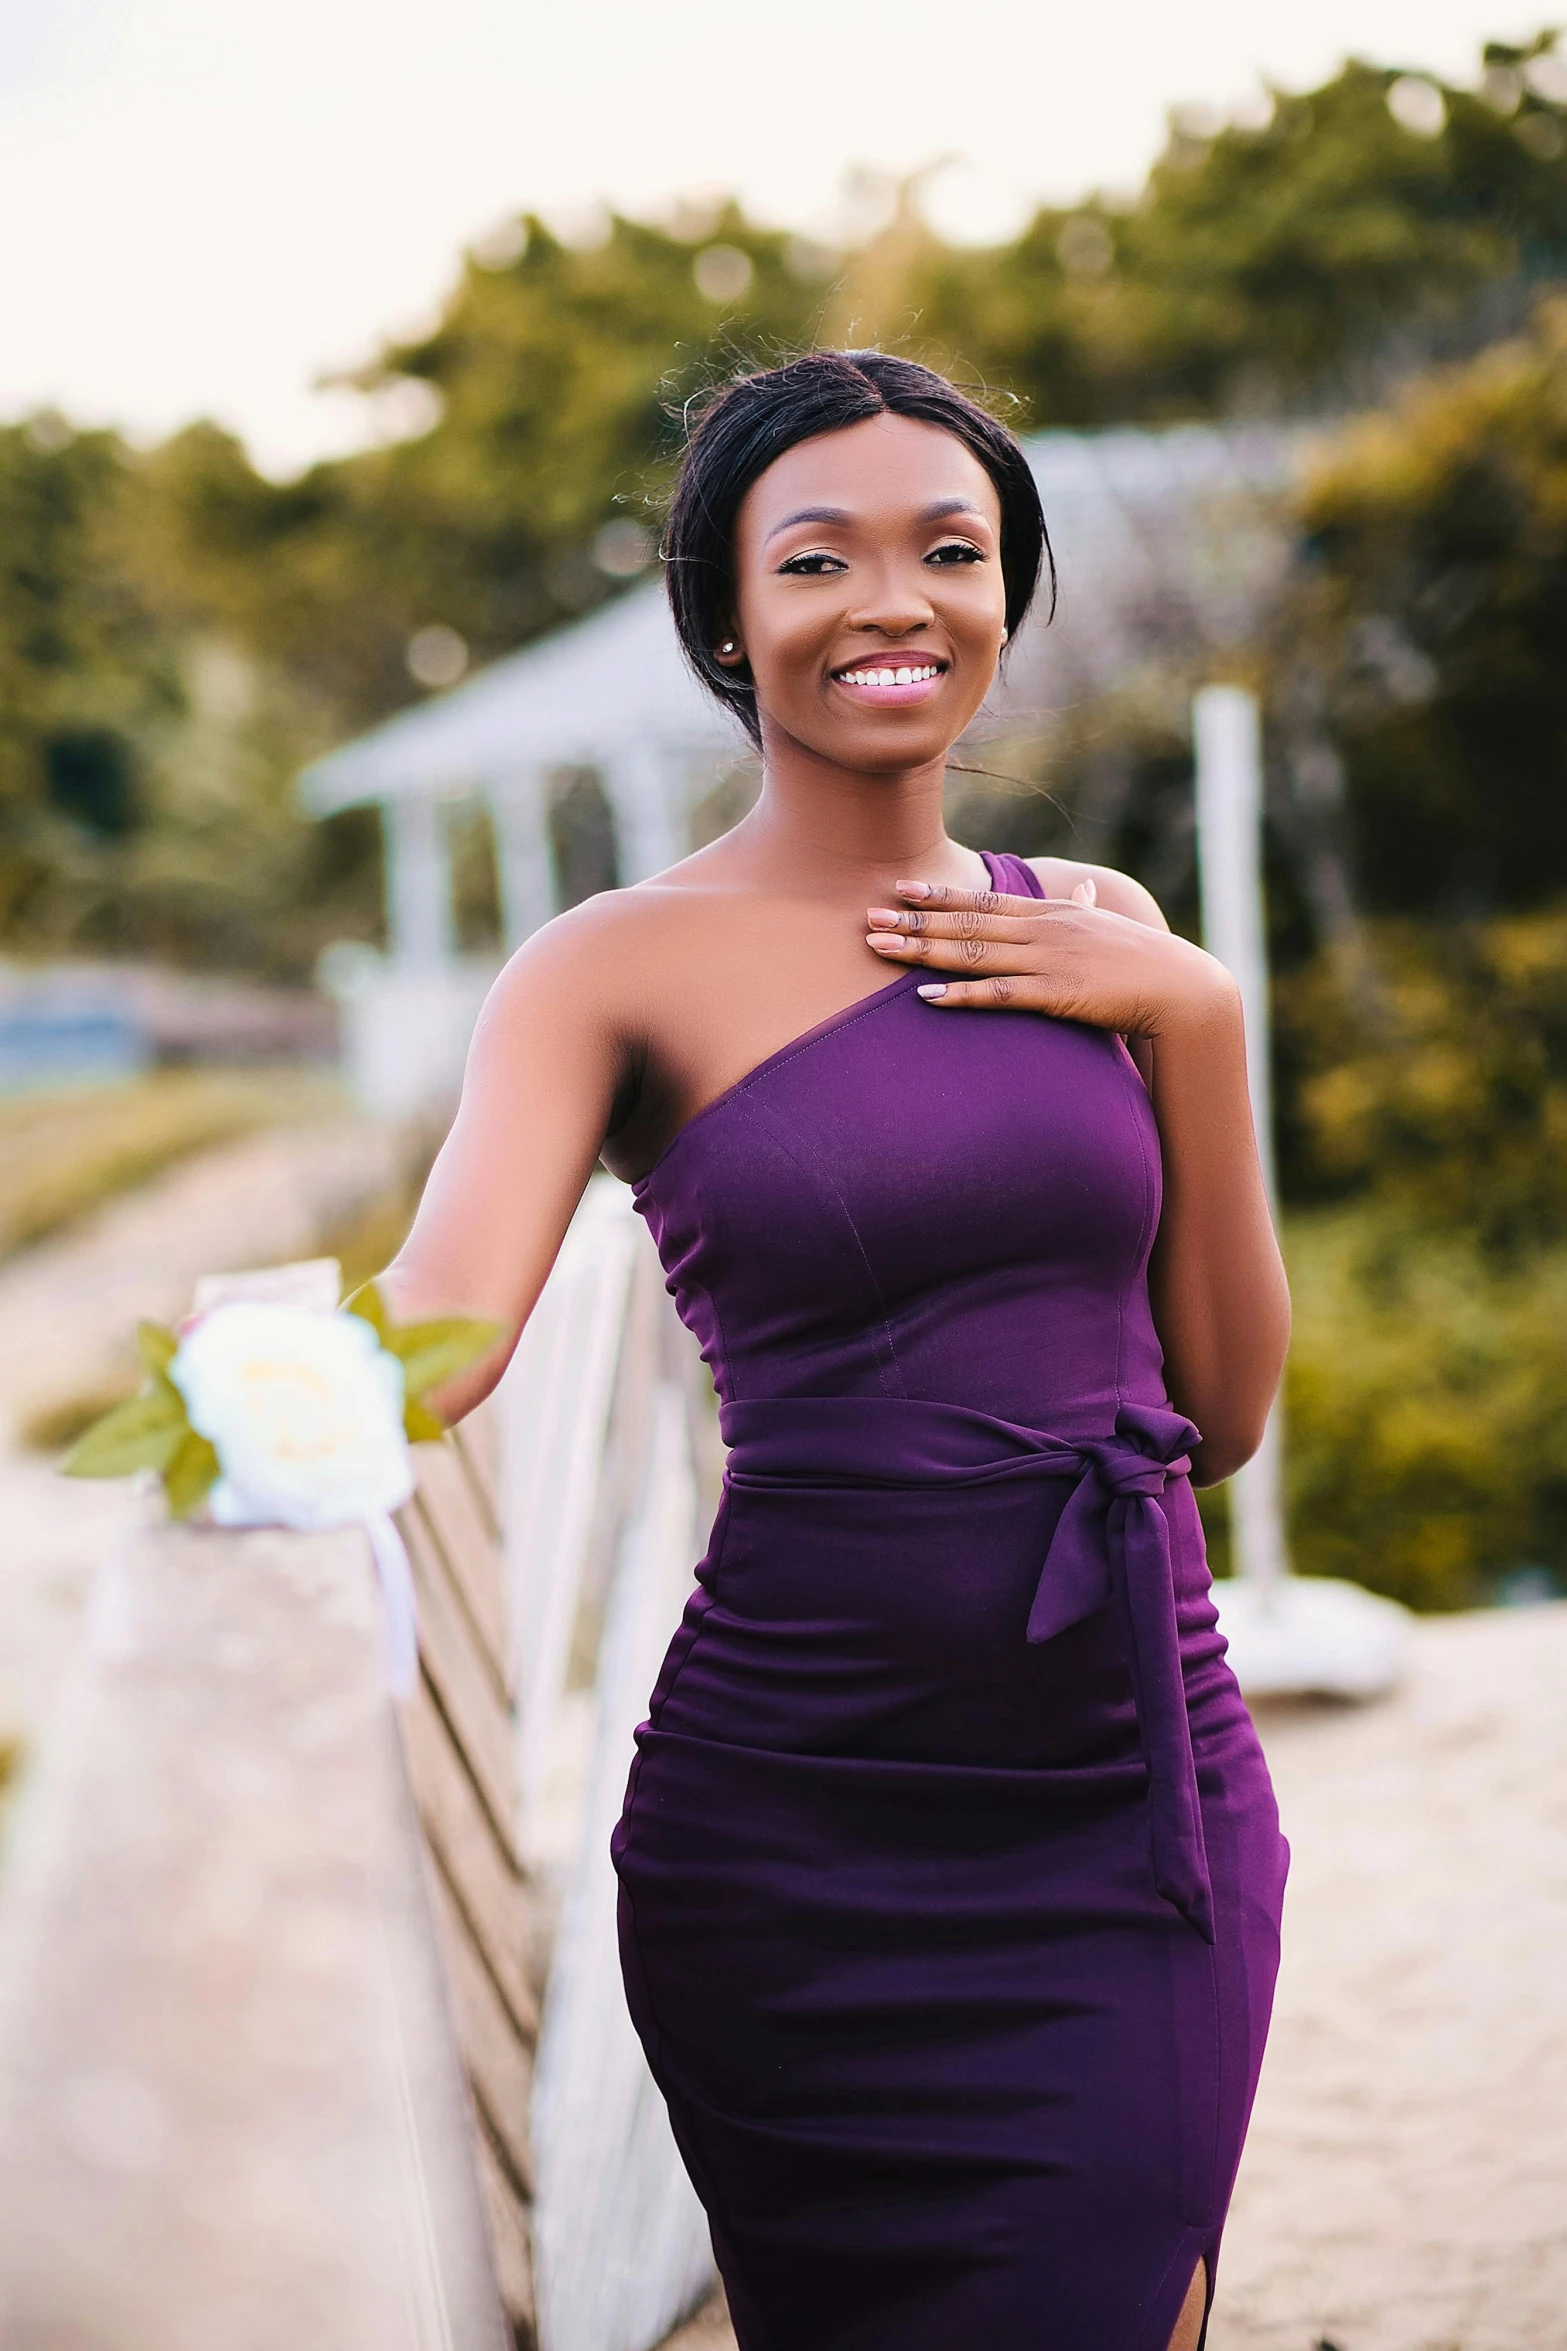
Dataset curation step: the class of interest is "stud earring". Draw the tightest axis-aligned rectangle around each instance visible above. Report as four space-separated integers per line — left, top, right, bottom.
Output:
999 626 1010 646
717 640 738 657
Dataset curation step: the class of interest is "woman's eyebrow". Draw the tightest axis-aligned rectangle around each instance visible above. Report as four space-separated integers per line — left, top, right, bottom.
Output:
763 504 852 545
764 494 991 548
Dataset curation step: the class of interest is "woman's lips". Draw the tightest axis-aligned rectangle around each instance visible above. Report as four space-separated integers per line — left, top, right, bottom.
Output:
831 659 946 708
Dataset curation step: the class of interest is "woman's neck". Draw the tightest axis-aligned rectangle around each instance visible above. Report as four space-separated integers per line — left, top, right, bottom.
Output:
728 729 984 900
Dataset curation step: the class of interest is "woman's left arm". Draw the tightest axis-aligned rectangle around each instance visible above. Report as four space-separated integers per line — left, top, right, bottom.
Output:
864 867 1289 1484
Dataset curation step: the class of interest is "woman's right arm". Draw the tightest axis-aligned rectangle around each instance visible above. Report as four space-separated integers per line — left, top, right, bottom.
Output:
374 902 632 1422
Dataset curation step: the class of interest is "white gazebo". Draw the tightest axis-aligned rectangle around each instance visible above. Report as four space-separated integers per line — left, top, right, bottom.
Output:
301 423 1307 1114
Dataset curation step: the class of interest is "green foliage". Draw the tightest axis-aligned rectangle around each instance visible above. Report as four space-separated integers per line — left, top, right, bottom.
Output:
162 1429 221 1519
0 420 178 931
7 30 1567 980
139 209 826 734
62 1377 187 1478
905 45 1567 425
1278 1205 1567 1610
0 413 385 973
62 1325 221 1520
1232 903 1567 1610
1277 907 1567 1244
1282 298 1567 914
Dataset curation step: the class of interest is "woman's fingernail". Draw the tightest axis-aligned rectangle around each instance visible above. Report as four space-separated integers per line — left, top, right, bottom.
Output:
866 932 905 950
898 880 932 899
917 983 947 1000
866 908 902 926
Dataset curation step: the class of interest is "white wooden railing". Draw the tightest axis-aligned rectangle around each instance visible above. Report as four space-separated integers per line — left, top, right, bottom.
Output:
498 1177 719 2351
0 1176 721 2351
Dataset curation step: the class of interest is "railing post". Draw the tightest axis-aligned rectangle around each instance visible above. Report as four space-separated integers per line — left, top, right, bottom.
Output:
0 1521 510 2349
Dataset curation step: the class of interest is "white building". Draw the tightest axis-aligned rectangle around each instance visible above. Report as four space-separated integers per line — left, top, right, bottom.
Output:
300 425 1304 1113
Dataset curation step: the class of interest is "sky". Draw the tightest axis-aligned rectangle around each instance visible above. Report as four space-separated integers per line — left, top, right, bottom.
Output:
0 0 1549 476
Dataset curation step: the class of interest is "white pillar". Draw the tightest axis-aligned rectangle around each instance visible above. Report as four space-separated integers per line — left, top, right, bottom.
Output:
489 772 558 950
1194 684 1289 1595
603 741 686 883
1194 687 1275 1200
381 791 455 968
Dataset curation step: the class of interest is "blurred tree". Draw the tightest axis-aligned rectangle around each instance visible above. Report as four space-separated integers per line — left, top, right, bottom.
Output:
9 32 1567 981
0 417 382 973
136 207 827 737
1280 296 1567 915
1276 902 1567 1245
903 37 1567 423
0 419 176 930
1276 1202 1567 1609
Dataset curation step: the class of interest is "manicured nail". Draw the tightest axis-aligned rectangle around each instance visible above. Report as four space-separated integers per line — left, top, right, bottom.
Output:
866 932 905 950
866 908 903 926
898 880 932 899
917 983 947 1000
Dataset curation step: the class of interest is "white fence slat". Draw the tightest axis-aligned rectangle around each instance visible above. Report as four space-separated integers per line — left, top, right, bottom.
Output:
531 1383 716 2351
502 1178 642 1857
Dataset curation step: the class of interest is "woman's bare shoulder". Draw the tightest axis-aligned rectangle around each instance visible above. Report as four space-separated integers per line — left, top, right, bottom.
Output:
481 862 746 1033
1025 856 1169 932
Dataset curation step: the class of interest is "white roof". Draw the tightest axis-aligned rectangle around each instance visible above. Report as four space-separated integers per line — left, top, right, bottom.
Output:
301 422 1310 816
301 576 732 815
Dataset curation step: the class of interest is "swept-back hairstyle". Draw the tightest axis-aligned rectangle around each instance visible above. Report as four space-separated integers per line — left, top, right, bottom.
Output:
663 350 1053 745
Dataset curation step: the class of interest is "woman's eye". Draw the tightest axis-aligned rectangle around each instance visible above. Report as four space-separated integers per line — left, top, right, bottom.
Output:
778 550 848 576
926 540 985 567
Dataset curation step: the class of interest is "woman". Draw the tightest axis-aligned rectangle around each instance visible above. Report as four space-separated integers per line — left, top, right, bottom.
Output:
387 351 1291 2351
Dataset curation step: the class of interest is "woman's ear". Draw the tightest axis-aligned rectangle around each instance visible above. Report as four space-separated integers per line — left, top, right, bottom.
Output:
713 634 745 667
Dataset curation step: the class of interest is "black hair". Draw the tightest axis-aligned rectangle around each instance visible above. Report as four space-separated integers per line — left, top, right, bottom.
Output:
663 350 1054 746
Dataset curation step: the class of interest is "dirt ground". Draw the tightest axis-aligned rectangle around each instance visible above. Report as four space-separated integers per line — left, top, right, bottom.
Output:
1213 1605 1567 2351
664 1605 1567 2351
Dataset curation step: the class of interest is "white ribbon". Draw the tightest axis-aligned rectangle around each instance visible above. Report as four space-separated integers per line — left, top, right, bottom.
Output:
365 1510 420 1700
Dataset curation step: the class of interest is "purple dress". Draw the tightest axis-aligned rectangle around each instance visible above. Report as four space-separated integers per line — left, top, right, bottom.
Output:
612 852 1288 2350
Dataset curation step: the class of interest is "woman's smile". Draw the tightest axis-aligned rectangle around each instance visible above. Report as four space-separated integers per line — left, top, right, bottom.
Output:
829 656 948 707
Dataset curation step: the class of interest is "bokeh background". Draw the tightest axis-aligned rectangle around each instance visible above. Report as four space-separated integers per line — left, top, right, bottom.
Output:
7 2 1567 1623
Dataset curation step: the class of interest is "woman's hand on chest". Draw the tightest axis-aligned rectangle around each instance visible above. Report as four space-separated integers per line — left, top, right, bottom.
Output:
863 872 1238 1043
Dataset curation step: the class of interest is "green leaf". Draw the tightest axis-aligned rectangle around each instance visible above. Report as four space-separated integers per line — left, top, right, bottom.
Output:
343 1279 388 1338
163 1431 221 1519
383 1319 506 1398
136 1321 179 1377
403 1397 449 1443
63 1387 188 1479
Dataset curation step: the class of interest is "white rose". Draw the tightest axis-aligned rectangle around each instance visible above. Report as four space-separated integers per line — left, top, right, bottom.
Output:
171 1302 413 1531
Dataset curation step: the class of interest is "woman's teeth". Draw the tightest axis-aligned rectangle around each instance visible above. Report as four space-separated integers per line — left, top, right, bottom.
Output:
837 663 941 687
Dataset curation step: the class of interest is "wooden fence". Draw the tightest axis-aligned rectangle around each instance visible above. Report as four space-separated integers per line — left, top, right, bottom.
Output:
0 1177 720 2351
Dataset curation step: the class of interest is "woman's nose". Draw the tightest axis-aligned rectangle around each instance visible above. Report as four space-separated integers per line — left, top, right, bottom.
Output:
847 574 937 636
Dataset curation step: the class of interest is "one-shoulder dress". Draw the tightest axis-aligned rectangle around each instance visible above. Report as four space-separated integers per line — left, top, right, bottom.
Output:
612 852 1288 2351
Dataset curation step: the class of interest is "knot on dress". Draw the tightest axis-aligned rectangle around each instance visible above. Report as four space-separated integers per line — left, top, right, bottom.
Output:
1027 1403 1211 1942
719 1392 1215 1943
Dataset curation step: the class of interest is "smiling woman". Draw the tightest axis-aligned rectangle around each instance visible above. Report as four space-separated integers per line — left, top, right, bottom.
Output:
376 351 1290 2351
663 349 1050 747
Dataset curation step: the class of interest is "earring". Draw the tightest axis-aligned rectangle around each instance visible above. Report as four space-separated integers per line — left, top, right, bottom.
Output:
999 626 1009 645
717 640 738 657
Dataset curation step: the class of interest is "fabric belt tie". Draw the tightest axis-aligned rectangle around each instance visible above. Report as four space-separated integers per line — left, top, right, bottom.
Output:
721 1395 1214 1944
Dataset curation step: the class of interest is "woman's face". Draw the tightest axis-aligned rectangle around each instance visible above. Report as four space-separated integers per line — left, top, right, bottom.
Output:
725 412 1008 773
